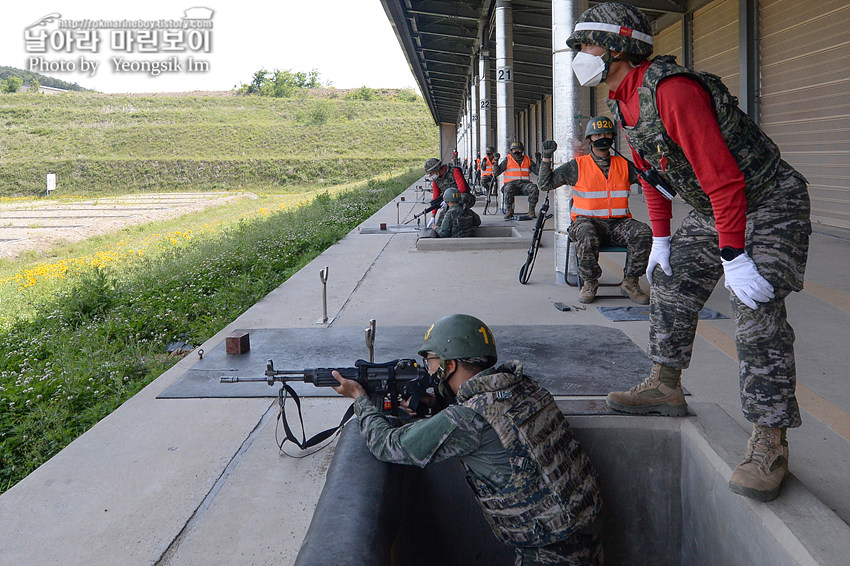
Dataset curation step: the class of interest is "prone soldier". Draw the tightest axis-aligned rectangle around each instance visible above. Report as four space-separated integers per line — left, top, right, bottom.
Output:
332 314 603 565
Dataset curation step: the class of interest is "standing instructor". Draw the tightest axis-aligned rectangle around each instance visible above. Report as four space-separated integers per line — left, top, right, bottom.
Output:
567 2 811 502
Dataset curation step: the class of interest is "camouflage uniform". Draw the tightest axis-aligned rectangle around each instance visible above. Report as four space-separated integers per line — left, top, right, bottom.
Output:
538 153 652 281
353 361 602 565
436 205 481 238
607 56 811 428
433 164 475 209
496 156 541 212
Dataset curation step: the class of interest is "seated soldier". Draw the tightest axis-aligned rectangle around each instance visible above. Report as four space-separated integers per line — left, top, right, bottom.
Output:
479 146 498 197
436 188 481 238
494 141 540 219
332 314 603 566
538 116 652 304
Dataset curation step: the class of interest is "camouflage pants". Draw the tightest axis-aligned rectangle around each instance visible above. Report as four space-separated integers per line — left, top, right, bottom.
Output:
514 533 602 566
504 180 539 211
568 216 652 281
648 163 811 428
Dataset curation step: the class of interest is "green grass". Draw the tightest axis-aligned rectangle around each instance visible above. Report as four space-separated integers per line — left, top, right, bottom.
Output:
0 168 421 492
0 91 436 195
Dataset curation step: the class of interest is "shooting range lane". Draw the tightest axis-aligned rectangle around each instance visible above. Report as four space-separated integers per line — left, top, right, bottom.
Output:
157 325 653 399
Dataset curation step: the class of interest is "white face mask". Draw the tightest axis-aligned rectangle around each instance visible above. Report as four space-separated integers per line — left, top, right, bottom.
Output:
571 51 606 87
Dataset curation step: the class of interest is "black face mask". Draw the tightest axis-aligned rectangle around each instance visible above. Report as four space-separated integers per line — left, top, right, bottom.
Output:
511 151 523 160
592 137 614 150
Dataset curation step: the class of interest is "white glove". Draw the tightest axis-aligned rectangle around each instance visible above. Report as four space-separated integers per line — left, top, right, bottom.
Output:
426 216 435 228
722 252 774 309
646 236 672 284
440 200 448 210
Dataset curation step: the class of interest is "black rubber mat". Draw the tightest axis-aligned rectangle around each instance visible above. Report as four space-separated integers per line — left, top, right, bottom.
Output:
157 325 653 399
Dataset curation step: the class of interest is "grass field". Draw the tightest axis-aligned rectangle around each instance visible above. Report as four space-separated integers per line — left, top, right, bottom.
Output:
0 88 437 492
0 90 436 195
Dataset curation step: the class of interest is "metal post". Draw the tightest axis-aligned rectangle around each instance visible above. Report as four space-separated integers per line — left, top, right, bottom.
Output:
365 319 376 363
739 0 760 122
317 267 329 324
552 0 590 281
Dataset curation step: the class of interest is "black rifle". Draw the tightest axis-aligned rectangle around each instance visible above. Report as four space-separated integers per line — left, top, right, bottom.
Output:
609 145 677 201
483 176 498 215
405 195 444 224
222 358 435 451
518 193 551 284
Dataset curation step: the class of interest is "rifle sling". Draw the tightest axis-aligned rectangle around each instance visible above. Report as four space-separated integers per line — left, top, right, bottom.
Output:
277 383 355 451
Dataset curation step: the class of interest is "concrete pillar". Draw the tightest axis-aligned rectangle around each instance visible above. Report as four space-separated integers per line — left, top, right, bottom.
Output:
440 123 457 165
479 49 490 152
495 0 515 159
551 0 590 280
471 77 479 166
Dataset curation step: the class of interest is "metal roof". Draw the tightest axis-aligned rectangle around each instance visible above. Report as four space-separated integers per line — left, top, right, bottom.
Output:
380 0 687 126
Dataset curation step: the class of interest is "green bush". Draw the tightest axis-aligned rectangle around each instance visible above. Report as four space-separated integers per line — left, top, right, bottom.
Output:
345 86 376 101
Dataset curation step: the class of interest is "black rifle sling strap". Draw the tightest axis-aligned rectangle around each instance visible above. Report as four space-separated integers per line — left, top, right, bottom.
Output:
277 383 355 451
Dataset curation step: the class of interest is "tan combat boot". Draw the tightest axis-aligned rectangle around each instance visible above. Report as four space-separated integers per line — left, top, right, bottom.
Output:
606 362 687 416
527 207 537 219
578 279 598 303
504 206 514 220
621 276 650 305
729 426 788 502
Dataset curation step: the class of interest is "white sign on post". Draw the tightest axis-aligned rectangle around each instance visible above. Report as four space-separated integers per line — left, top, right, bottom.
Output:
46 173 56 194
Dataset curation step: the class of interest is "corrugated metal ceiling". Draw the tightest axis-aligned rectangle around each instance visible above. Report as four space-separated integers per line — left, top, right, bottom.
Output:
380 0 687 125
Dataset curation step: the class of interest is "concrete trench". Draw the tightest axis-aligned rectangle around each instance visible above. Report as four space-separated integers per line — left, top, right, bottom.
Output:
295 403 849 566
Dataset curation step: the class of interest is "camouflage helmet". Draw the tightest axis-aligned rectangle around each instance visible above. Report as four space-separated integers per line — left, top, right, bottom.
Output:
418 314 497 366
566 2 654 57
443 188 462 203
424 158 442 173
585 115 615 138
510 141 524 152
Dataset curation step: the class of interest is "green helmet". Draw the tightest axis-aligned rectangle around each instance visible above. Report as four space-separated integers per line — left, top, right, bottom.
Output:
566 2 654 57
510 141 524 152
424 158 442 173
418 314 497 366
443 188 461 203
585 115 615 138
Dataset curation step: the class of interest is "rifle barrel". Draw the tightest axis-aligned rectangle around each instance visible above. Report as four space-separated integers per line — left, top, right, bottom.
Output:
220 376 272 383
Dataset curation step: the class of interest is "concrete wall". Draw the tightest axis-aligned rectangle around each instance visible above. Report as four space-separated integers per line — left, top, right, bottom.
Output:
296 404 850 566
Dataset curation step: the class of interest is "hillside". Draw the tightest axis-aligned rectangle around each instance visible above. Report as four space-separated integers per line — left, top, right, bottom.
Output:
0 90 437 196
0 65 90 92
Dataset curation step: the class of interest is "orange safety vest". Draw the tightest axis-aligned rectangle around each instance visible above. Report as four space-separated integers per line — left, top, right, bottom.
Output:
481 155 495 176
571 154 632 221
475 158 481 170
503 154 531 182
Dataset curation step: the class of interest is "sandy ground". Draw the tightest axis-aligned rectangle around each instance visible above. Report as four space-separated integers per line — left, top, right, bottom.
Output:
0 192 254 260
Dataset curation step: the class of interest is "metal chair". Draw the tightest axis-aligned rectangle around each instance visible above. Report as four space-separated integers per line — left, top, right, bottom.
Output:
564 198 629 290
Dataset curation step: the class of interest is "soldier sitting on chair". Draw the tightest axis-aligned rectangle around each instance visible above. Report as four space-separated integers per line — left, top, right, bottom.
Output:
538 116 652 304
494 141 540 220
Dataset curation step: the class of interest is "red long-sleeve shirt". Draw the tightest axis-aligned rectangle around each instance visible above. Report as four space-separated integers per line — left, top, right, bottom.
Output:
609 61 747 248
431 166 469 215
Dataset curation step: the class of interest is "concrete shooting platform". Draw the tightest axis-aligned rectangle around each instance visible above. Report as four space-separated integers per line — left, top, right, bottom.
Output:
1 179 849 565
